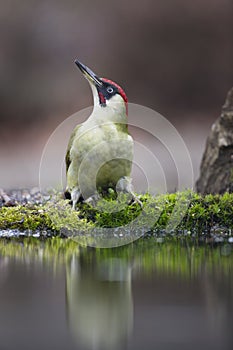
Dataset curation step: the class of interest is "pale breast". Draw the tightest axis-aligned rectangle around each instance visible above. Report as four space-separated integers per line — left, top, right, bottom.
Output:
70 120 133 190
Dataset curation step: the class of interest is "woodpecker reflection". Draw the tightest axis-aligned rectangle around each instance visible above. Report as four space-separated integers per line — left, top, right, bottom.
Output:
66 250 133 350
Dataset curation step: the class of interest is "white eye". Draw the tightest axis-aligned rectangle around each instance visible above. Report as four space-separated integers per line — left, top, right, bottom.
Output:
107 87 114 93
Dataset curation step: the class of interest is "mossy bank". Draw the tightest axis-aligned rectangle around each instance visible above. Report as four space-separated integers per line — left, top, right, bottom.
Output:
0 191 232 238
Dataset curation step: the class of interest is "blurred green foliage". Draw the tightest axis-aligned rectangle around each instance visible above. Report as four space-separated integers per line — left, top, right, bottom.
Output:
0 237 232 278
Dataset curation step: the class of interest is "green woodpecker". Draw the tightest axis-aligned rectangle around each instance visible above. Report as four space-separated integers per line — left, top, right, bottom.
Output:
65 60 141 208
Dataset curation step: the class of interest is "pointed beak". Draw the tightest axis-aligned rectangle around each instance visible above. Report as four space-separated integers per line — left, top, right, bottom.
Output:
75 60 103 87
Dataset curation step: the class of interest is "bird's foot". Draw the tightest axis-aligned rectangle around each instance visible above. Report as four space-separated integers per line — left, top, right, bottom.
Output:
130 192 143 208
71 188 81 210
84 193 101 207
116 176 143 208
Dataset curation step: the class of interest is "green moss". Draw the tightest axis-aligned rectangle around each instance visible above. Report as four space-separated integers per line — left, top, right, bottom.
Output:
0 205 50 230
179 192 233 232
45 199 93 233
0 191 232 236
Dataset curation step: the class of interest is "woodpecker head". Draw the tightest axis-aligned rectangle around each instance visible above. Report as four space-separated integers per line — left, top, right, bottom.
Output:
75 60 128 115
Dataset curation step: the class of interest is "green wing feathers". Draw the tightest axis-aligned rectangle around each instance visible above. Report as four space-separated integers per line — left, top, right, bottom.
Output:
65 125 81 173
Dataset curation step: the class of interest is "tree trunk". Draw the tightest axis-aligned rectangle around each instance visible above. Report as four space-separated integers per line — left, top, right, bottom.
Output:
196 87 233 194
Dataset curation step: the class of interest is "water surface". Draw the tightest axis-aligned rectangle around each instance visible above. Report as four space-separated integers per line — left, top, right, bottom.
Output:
0 238 232 350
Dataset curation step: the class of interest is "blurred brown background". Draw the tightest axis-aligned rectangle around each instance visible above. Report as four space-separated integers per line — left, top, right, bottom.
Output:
0 0 232 189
